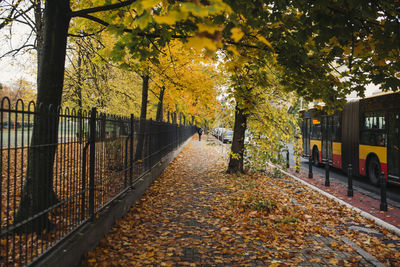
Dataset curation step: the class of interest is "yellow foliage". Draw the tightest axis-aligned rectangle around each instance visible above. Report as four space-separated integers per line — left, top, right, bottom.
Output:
198 23 222 34
186 36 219 51
231 27 244 42
257 35 273 49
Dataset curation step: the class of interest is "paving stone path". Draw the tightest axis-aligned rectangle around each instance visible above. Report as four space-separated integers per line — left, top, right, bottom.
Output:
82 136 399 266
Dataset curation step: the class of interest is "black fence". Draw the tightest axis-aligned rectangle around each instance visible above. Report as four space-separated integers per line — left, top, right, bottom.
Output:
0 97 196 266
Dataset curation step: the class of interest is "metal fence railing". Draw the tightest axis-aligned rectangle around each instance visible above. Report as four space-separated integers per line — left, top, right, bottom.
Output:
0 97 196 266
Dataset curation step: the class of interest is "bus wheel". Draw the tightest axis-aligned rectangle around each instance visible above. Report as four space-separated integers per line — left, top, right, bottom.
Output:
368 157 380 186
313 148 320 167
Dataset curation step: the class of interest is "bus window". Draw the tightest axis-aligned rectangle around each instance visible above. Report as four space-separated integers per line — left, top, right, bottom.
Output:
311 119 321 140
363 112 385 130
360 112 386 146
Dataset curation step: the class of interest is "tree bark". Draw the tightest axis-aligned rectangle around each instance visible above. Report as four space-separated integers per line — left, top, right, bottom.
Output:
156 86 165 122
34 1 44 88
134 75 149 161
76 54 84 142
172 112 177 124
227 104 247 174
15 0 71 233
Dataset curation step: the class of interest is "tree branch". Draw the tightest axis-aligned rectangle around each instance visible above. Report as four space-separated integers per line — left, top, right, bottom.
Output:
70 0 136 18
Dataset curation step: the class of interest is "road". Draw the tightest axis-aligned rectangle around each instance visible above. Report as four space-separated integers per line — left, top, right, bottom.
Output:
286 143 400 207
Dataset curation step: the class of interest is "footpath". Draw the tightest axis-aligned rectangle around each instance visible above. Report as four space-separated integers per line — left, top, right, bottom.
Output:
81 136 400 266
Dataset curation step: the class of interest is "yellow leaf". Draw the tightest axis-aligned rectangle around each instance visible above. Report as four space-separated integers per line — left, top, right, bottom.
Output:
231 27 244 42
328 258 339 265
133 0 160 14
186 36 218 51
227 45 239 55
330 241 338 247
269 261 282 267
257 35 273 49
198 23 221 34
140 0 160 9
154 10 182 25
135 12 153 29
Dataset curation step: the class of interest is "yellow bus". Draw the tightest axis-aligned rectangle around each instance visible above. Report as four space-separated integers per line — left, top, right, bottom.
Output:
300 92 400 186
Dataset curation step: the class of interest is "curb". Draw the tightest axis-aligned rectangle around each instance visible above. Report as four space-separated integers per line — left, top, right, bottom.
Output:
267 162 400 237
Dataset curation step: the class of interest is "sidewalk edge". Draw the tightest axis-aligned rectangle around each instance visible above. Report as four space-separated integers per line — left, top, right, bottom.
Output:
267 162 400 237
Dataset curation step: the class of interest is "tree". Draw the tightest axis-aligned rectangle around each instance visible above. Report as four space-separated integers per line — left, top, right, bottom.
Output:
11 0 156 233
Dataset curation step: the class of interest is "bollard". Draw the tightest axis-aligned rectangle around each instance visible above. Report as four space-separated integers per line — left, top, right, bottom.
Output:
286 150 290 169
308 154 313 179
324 159 330 187
347 164 353 197
380 171 388 211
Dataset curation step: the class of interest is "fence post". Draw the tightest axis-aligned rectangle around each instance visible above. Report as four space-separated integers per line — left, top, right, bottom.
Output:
89 107 96 221
176 124 179 149
308 154 313 178
129 114 134 186
149 118 152 170
324 159 330 187
347 164 353 197
380 171 388 211
286 150 290 169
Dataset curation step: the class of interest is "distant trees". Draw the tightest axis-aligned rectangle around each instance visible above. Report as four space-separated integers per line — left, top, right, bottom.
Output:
0 80 36 104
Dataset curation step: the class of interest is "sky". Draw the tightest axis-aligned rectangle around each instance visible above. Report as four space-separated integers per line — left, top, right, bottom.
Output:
0 15 37 87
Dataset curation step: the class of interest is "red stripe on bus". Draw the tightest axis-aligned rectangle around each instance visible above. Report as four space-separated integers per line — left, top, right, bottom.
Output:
359 159 366 176
332 154 341 169
381 163 387 178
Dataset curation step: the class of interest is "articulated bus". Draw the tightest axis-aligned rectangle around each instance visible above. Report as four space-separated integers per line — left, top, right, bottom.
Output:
300 92 400 186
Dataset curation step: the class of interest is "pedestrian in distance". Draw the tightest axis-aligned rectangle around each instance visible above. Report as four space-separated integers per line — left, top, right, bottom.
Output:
198 127 203 141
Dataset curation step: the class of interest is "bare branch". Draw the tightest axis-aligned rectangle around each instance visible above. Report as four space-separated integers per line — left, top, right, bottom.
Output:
0 44 35 59
0 4 34 30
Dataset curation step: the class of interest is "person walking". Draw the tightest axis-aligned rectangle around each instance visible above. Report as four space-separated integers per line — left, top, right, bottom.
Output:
198 127 203 141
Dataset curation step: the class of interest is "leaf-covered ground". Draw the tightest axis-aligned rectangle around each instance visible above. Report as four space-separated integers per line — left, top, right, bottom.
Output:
82 136 400 266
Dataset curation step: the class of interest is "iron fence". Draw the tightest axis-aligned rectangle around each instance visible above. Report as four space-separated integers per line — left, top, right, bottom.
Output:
0 97 196 266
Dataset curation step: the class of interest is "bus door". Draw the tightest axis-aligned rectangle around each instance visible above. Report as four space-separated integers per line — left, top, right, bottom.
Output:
302 118 311 156
321 115 333 164
388 111 400 182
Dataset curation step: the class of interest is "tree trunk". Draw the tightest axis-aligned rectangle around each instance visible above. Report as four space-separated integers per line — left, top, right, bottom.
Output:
34 0 44 88
134 75 149 161
156 86 165 122
227 104 247 174
15 0 71 233
76 55 84 142
172 112 177 124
